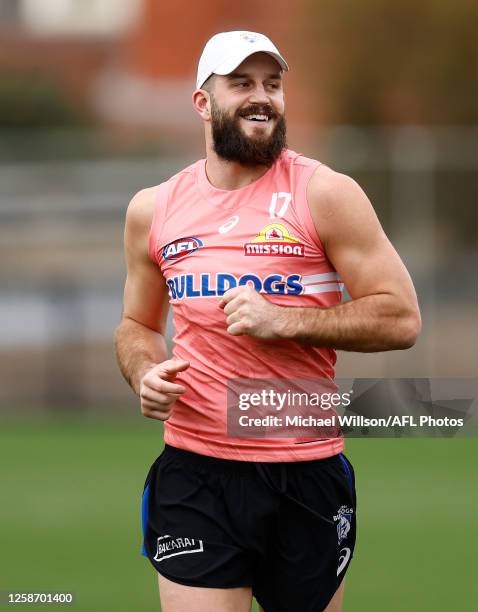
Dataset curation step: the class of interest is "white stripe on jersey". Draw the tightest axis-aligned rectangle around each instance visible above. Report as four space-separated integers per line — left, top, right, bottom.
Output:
303 282 344 295
301 272 340 284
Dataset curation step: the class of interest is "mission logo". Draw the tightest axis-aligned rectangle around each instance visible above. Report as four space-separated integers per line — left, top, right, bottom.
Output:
244 223 305 257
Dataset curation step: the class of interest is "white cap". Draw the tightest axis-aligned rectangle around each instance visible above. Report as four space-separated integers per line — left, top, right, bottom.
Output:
196 31 289 90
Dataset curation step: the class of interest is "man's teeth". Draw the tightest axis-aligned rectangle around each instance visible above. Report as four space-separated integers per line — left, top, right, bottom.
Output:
244 114 270 121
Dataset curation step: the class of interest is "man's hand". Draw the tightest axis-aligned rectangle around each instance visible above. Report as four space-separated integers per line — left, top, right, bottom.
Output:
218 285 282 339
139 359 190 421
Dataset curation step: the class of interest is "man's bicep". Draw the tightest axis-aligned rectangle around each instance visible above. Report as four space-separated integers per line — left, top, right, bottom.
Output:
328 227 415 302
121 188 170 333
122 261 170 334
309 170 416 301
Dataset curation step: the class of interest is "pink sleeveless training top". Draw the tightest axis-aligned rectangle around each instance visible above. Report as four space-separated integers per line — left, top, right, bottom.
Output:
148 149 345 461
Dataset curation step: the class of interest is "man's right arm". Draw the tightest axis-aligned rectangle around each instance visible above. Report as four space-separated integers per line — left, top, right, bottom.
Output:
115 187 189 420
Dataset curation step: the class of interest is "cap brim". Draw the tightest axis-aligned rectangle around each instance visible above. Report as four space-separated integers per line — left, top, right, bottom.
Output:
213 49 289 77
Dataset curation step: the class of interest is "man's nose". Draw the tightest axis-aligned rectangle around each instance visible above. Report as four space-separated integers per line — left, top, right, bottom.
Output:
248 84 270 104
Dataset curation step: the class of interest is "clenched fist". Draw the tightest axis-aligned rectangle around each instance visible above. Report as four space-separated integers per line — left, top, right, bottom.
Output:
139 358 189 421
218 285 283 339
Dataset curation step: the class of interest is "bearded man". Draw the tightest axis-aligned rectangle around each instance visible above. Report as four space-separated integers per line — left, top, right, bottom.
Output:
115 31 421 612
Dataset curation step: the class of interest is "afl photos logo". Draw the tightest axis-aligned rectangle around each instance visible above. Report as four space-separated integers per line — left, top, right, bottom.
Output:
162 237 203 261
244 223 305 257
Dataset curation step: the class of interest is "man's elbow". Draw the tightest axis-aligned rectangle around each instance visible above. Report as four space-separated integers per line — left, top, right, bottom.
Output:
114 316 140 352
114 315 130 337
395 309 422 349
114 318 128 355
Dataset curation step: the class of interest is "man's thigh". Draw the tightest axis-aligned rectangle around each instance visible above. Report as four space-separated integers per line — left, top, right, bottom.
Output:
324 579 346 612
253 455 356 612
258 580 345 612
158 573 252 612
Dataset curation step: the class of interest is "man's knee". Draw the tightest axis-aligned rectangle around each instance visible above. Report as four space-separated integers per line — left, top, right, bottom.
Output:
157 573 252 612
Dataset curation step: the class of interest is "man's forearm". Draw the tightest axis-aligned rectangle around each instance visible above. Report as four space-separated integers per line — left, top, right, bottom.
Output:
115 317 168 394
274 294 420 352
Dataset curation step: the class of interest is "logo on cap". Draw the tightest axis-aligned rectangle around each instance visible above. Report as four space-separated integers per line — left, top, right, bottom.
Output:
240 32 258 43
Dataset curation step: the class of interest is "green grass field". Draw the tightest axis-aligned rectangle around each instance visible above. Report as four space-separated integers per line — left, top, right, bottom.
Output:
1 416 477 611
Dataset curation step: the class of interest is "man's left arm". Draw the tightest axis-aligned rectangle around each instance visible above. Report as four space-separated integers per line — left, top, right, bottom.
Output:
219 166 421 352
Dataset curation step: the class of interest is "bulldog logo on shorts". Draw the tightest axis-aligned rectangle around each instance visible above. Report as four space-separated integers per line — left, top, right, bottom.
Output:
333 505 354 545
153 535 204 562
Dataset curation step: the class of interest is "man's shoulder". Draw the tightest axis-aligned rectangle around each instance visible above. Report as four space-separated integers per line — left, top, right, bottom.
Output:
125 187 157 236
308 163 364 209
284 148 320 169
164 158 203 187
126 159 203 225
281 149 360 203
305 163 374 248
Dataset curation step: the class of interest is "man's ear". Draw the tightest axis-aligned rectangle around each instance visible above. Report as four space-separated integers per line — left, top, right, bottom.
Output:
192 89 211 121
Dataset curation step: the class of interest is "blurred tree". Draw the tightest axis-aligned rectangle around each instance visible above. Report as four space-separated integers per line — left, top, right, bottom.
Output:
303 0 478 124
0 70 89 127
0 0 19 24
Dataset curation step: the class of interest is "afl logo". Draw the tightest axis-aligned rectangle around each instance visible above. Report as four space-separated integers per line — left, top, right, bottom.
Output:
163 237 203 261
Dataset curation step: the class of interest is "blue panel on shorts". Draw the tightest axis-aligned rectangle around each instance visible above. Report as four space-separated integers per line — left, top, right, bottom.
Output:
338 453 353 493
141 483 150 557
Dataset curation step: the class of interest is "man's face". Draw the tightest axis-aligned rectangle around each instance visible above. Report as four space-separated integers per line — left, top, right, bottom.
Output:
207 53 286 167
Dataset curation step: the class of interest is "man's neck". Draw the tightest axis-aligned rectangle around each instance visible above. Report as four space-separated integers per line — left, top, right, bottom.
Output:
204 149 273 191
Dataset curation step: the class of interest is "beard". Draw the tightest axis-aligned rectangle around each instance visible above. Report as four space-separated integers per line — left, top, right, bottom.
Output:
210 95 287 168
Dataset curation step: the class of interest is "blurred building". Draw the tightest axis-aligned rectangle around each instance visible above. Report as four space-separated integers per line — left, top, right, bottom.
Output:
0 1 477 413
0 0 314 150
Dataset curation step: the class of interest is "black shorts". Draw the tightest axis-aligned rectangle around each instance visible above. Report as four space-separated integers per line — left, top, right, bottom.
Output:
141 445 357 612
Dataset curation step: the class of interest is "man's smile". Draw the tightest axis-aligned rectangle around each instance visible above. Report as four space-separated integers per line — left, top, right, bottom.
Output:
242 114 272 122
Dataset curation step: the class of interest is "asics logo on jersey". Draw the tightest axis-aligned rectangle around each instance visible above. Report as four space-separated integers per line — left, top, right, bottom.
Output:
163 237 203 261
166 272 303 300
218 216 240 234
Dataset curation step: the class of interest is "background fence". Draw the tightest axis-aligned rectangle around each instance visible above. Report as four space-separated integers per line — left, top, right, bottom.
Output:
1 127 476 412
